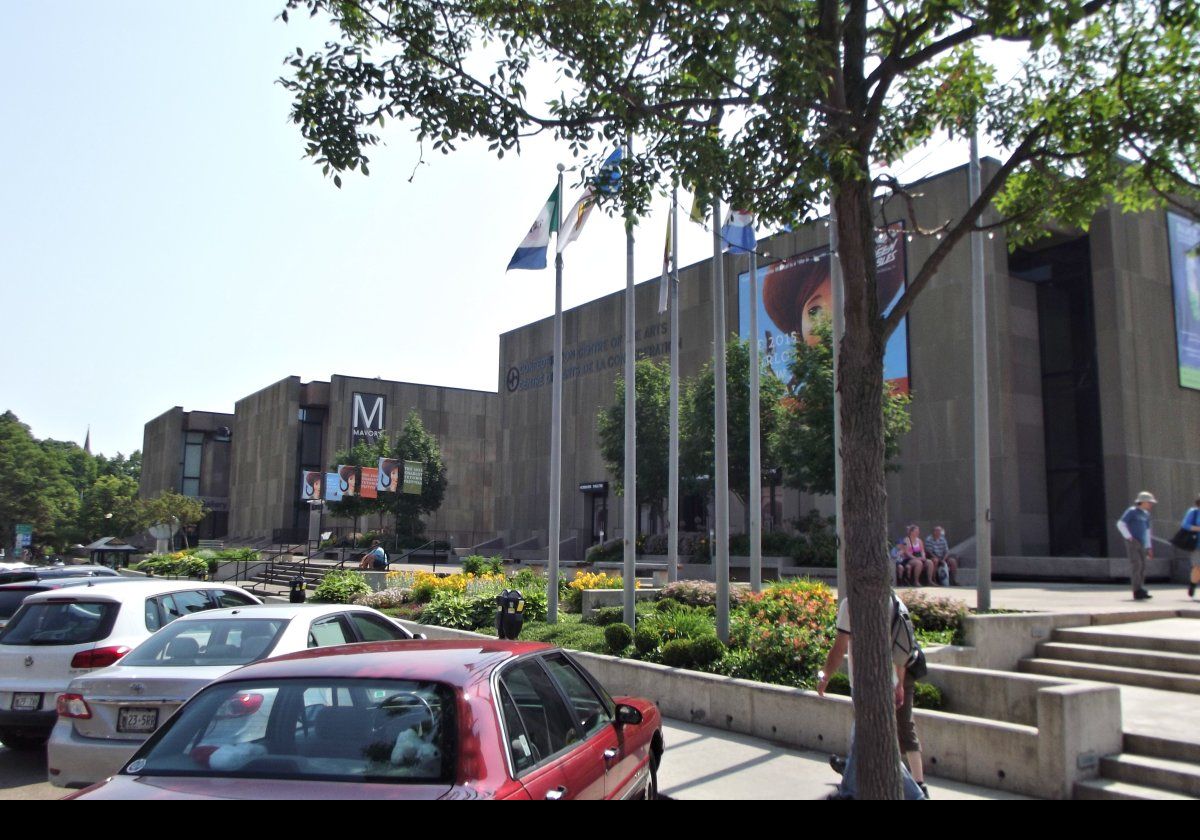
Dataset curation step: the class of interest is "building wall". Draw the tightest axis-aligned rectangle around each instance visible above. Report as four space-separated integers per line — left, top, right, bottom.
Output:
140 407 185 499
228 377 302 539
1092 206 1200 543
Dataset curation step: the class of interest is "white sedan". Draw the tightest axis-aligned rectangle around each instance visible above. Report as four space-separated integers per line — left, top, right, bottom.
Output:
47 603 419 788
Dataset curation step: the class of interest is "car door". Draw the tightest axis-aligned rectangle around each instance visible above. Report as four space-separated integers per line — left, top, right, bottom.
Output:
496 658 591 800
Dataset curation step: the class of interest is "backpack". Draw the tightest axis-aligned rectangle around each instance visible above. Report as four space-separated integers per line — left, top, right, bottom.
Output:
890 595 927 679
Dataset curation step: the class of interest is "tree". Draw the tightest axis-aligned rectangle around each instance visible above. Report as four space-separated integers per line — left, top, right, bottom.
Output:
597 358 671 532
280 0 1200 797
681 338 786 534
0 412 80 552
143 492 207 549
97 451 142 484
326 438 393 526
777 319 912 496
383 411 448 539
79 475 146 541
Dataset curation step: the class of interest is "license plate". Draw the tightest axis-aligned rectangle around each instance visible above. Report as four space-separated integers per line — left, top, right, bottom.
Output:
11 693 41 711
117 707 159 734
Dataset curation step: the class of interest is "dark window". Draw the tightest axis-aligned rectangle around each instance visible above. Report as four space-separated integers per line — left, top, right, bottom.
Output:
0 588 48 621
542 653 612 738
160 590 216 623
182 431 203 498
308 616 355 648
1 602 119 646
498 660 580 768
212 590 258 609
121 618 287 667
349 613 410 642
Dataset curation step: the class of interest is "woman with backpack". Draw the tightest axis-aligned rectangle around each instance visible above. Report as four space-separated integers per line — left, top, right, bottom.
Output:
1177 497 1200 598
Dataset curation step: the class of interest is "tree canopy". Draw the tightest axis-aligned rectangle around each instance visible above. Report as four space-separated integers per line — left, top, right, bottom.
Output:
597 357 672 528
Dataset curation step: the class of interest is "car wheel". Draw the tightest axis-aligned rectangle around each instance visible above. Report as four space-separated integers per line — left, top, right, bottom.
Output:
0 728 48 751
643 758 659 800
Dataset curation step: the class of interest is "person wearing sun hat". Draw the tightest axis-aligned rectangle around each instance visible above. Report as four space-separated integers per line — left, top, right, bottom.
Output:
1117 491 1158 601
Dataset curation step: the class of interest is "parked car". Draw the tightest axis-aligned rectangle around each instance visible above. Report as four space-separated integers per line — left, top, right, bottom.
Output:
0 578 137 631
0 580 261 751
48 604 420 787
66 640 663 800
0 565 120 586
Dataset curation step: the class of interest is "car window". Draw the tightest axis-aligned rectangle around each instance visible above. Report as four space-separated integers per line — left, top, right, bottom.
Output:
308 616 355 648
121 618 288 667
0 601 119 646
145 597 165 632
212 590 258 609
349 613 409 642
542 653 612 739
130 679 456 784
498 660 580 770
498 684 539 774
161 590 216 623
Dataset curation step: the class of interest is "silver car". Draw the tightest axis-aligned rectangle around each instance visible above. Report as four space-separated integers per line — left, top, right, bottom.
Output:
47 603 418 788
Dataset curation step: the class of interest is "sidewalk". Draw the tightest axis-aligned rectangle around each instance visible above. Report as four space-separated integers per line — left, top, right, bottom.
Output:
659 719 1031 800
888 581 1200 615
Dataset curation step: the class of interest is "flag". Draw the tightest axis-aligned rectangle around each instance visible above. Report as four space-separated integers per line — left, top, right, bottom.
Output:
721 209 756 254
689 190 708 225
507 185 560 271
557 147 623 252
658 199 674 314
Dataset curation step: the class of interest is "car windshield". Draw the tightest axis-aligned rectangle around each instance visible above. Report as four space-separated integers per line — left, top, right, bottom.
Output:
128 679 456 785
121 618 289 667
0 601 118 646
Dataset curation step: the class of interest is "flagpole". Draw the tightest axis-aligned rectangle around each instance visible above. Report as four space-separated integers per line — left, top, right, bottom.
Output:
623 136 638 628
548 163 565 624
749 245 762 593
668 184 681 584
713 197 731 643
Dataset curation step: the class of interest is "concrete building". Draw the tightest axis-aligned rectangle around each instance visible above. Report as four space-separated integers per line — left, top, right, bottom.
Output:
140 163 1200 563
139 407 235 541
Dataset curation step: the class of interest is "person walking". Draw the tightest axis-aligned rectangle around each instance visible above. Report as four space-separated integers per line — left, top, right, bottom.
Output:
1179 497 1200 599
1117 491 1157 601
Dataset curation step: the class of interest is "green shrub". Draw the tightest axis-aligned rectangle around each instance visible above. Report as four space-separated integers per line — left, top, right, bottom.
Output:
913 682 944 710
604 623 634 655
418 591 476 629
637 605 716 646
654 597 683 613
642 534 668 555
132 554 209 579
660 638 697 668
462 555 503 576
584 540 623 564
516 587 548 623
312 570 372 604
634 624 659 657
586 606 626 627
508 568 546 589
899 590 969 638
690 635 726 668
826 671 851 696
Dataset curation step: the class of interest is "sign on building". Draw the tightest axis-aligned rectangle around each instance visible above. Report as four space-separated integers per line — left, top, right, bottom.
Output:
351 393 386 446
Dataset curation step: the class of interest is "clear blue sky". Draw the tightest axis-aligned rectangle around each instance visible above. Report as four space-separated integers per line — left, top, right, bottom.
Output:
1 2 982 458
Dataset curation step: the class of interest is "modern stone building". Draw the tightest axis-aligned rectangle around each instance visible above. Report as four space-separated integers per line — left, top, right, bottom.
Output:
139 407 235 540
140 163 1200 563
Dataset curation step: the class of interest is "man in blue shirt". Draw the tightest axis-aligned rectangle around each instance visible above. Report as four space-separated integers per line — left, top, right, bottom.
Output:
1117 492 1157 600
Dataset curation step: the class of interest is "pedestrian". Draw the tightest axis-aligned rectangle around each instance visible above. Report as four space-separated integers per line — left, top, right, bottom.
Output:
901 525 934 587
1174 496 1200 598
817 592 928 800
1116 491 1157 600
925 526 958 586
358 540 389 571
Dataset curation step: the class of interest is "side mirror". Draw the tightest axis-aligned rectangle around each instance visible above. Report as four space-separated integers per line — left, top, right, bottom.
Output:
412 632 427 640
615 703 643 727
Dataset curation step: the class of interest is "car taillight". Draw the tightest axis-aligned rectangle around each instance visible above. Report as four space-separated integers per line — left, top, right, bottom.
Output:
70 646 131 669
223 693 264 717
56 694 92 719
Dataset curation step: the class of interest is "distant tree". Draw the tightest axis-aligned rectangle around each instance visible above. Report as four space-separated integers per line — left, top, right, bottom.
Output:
597 358 671 532
97 451 142 484
0 412 80 552
326 438 392 525
79 475 146 541
143 491 207 549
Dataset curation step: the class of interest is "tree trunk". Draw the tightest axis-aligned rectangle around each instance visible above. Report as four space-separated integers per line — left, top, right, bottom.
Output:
836 181 903 800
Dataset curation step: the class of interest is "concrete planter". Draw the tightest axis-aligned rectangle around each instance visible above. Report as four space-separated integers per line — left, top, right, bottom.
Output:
580 588 661 620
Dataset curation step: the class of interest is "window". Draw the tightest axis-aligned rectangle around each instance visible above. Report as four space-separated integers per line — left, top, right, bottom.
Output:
212 590 259 609
121 618 287 667
542 653 612 738
349 613 409 642
1 602 118 646
159 591 216 623
308 616 355 648
182 432 203 498
498 660 580 771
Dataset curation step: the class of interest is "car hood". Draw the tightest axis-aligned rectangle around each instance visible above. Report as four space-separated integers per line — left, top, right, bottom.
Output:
66 776 459 800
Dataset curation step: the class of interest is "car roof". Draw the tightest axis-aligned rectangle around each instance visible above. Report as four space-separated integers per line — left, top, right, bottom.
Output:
19 579 252 604
214 640 553 688
166 604 382 622
0 577 136 591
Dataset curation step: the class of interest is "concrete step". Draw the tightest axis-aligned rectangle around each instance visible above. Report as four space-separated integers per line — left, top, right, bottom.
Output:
1124 733 1200 765
1019 658 1200 694
1053 627 1200 656
1101 754 1200 797
1073 778 1198 800
1036 642 1200 675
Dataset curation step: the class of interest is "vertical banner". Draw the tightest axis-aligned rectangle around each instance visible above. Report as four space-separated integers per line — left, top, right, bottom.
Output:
350 393 386 447
738 222 909 393
300 471 323 502
360 467 379 499
403 461 424 495
337 465 359 497
377 458 400 492
1167 212 1200 390
324 472 343 502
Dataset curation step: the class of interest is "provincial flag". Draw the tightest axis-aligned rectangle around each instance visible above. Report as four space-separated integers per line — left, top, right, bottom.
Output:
557 147 624 252
721 209 756 254
658 199 674 314
507 185 561 271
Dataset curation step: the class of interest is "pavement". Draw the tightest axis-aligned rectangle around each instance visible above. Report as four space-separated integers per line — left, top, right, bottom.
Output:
0 748 60 801
889 580 1200 614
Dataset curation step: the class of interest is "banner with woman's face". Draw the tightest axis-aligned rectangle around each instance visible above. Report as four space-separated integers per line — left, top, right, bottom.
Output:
300 470 323 501
739 223 910 394
377 458 401 492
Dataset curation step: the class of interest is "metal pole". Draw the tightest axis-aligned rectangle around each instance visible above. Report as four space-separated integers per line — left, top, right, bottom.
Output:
830 201 847 596
749 247 762 593
969 129 992 611
623 137 637 627
668 185 681 583
548 163 565 624
713 198 731 642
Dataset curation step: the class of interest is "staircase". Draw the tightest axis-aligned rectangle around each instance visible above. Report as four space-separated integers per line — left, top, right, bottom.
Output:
1075 735 1200 800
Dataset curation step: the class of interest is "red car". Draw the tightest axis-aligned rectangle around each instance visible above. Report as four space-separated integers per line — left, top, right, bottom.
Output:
65 640 663 800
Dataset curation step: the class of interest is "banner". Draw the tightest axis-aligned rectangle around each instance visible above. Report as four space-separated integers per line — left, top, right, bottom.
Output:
337 465 359 497
378 458 400 493
1167 212 1200 390
738 222 909 394
403 460 424 495
300 471 323 502
360 467 379 500
324 472 343 502
351 393 386 447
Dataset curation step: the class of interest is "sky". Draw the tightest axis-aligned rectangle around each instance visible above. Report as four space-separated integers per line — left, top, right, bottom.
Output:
0 2 989 458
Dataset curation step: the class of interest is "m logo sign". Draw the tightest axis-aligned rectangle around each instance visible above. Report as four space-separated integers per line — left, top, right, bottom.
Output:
351 393 386 446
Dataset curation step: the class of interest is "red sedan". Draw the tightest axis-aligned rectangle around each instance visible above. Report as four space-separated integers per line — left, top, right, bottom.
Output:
65 640 663 800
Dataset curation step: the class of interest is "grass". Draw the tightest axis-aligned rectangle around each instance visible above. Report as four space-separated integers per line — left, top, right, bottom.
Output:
914 628 957 646
477 613 609 653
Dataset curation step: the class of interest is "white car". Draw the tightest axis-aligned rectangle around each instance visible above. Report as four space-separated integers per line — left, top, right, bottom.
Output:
0 580 261 752
46 603 420 788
